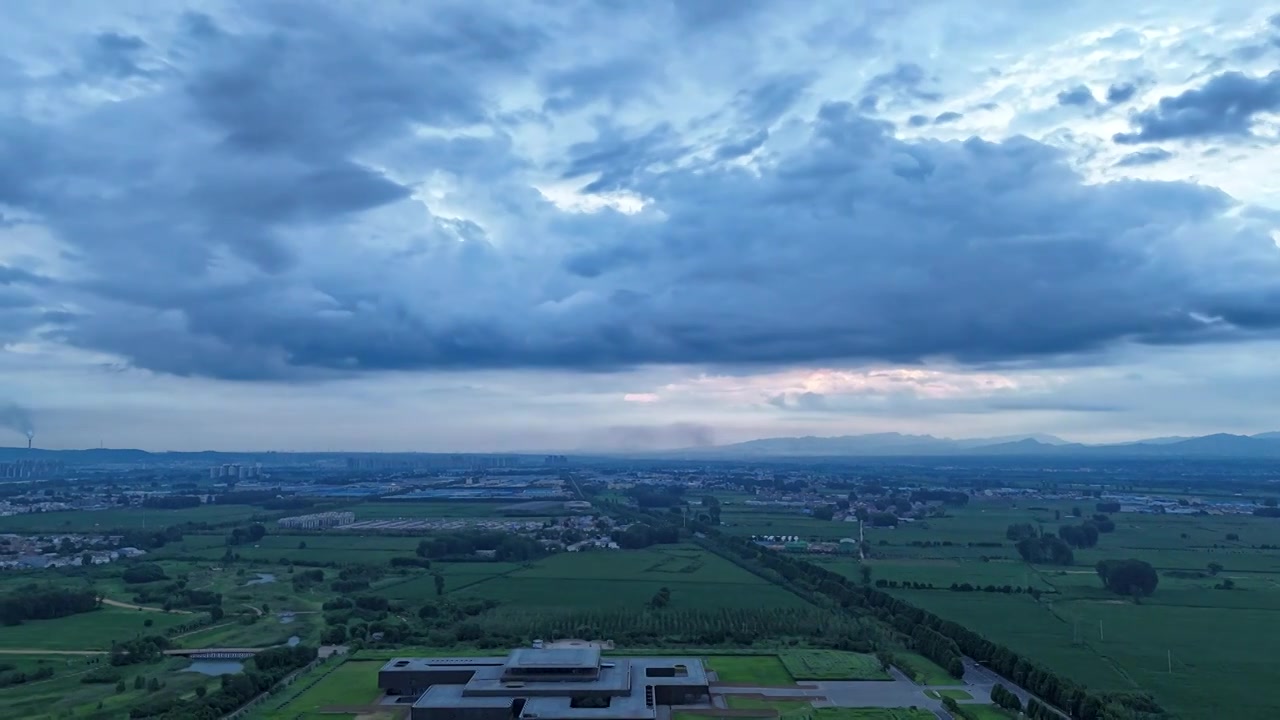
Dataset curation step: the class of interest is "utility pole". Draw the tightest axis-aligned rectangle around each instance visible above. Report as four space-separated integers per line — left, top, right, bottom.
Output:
1099 621 1104 642
1167 650 1172 674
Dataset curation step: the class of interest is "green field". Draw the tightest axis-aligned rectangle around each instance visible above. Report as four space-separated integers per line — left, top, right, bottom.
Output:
892 652 953 686
453 545 810 609
706 655 793 684
870 499 1280 719
252 659 381 719
0 607 192 651
170 532 425 564
0 505 267 532
0 655 217 720
779 650 888 680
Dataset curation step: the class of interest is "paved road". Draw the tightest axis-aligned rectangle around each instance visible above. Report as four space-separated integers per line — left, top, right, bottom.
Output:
961 658 1069 719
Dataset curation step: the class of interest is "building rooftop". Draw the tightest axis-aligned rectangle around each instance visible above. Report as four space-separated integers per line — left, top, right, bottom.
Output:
505 647 602 670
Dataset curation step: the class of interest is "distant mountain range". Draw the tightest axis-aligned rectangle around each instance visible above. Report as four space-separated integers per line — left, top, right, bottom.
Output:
662 431 1280 458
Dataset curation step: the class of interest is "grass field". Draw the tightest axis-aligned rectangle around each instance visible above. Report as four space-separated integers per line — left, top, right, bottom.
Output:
251 659 381 719
706 655 793 684
892 652 953 686
0 505 267 531
171 533 425 564
871 499 1280 719
0 607 192 650
779 650 888 680
453 545 810 610
0 655 216 720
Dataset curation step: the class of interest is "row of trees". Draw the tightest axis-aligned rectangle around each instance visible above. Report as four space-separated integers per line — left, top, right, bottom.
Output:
695 527 1165 720
991 684 1023 712
415 530 547 561
1015 535 1075 565
911 624 965 678
0 584 100 626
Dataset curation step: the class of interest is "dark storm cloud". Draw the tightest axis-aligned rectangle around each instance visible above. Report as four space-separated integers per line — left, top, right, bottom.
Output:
933 111 962 124
63 99 1280 380
1114 71 1280 143
715 129 769 160
0 265 52 286
863 62 942 104
83 32 151 78
1106 82 1137 103
1114 148 1174 167
1057 85 1097 107
562 121 687 192
734 73 814 125
7 1 1280 383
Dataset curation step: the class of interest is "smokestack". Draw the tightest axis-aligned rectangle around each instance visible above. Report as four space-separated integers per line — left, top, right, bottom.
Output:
26 431 33 450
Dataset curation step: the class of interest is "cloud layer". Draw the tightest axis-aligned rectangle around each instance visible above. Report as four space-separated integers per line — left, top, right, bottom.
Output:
2 1 1280 449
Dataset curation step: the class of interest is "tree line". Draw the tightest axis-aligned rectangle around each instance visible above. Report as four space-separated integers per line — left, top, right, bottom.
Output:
691 525 1166 720
0 584 100 626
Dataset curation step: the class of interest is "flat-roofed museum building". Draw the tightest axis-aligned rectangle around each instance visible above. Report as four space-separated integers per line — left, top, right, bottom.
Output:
379 647 711 720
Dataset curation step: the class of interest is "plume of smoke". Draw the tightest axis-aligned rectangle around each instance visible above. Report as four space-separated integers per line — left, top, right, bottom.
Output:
591 422 716 451
0 402 35 441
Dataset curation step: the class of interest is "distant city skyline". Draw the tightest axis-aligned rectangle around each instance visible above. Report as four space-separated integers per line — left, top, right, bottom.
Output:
3 2 1280 452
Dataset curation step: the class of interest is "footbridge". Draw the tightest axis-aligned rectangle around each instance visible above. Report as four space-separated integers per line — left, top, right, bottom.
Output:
164 647 262 660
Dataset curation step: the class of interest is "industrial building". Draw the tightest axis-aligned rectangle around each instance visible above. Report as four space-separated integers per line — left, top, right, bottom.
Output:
378 647 710 720
276 511 355 530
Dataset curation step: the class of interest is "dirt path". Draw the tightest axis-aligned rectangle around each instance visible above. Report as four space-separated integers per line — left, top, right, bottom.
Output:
171 622 235 640
243 604 264 616
102 598 193 614
0 649 107 655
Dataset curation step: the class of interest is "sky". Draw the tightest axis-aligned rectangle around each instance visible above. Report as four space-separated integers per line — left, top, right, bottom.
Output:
2 1 1280 452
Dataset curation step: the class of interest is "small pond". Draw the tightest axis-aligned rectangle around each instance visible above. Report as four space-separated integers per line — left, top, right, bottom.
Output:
185 660 244 676
244 573 276 586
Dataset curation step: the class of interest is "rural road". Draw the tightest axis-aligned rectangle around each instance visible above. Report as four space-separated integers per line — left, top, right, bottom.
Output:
0 649 107 655
102 598 193 614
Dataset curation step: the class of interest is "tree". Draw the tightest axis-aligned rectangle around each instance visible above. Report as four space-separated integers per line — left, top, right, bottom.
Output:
648 587 672 609
195 685 207 698
1096 559 1158 597
947 656 965 679
859 565 872 585
812 505 835 521
875 651 892 672
1005 523 1036 542
433 573 445 596
1016 536 1074 565
1208 562 1224 575
247 523 267 542
133 676 144 690
1071 506 1082 517
115 680 126 693
209 606 224 622
298 540 307 549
